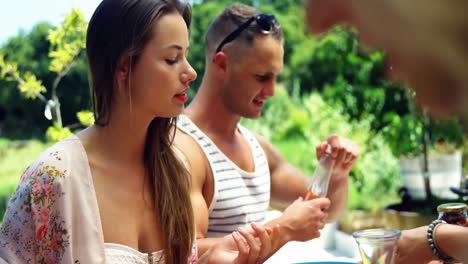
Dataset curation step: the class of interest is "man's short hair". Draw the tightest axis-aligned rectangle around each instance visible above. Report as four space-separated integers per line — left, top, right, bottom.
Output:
205 3 283 60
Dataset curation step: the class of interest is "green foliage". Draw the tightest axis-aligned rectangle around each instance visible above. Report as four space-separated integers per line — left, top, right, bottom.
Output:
19 72 48 99
77 110 94 127
188 2 226 91
347 136 400 211
0 183 15 224
46 122 72 142
0 22 54 138
0 55 47 100
0 9 89 140
292 26 409 132
294 25 465 161
47 9 87 74
381 112 422 157
242 86 401 211
382 110 465 158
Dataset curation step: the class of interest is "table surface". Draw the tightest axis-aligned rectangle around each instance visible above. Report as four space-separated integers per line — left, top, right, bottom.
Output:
265 238 359 264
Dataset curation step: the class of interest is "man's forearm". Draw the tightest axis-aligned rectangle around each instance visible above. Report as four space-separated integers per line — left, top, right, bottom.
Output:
263 216 291 250
326 174 348 221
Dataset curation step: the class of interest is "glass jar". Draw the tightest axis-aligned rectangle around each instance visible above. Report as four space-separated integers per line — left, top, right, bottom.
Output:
437 203 468 227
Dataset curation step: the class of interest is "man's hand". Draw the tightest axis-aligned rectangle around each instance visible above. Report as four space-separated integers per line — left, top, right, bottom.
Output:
316 134 359 176
278 197 330 242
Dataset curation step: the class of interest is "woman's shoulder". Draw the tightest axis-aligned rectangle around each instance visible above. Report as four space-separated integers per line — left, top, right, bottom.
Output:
18 135 86 189
0 135 89 263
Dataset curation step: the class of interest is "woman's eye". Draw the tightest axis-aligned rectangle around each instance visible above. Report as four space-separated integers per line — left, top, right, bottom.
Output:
256 74 271 82
165 58 179 65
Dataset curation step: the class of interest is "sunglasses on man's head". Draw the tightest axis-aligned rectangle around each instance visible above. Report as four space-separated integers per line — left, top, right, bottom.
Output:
215 13 280 53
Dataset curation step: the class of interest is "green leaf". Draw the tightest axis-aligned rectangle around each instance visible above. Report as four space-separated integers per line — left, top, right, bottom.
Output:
76 110 95 127
46 123 72 142
47 9 87 73
18 72 47 99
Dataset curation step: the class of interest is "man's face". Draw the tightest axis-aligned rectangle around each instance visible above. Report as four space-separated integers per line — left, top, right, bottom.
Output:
222 35 284 119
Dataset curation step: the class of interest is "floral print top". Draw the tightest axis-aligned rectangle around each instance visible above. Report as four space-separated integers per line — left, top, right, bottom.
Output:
0 135 198 264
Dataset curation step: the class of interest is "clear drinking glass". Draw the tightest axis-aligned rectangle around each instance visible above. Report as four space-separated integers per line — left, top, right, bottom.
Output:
352 228 401 264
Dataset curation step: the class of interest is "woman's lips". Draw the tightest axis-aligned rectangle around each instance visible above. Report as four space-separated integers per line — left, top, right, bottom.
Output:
175 87 189 102
175 93 188 102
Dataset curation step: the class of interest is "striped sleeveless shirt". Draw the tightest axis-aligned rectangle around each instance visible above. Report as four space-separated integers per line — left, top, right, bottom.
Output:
177 115 271 237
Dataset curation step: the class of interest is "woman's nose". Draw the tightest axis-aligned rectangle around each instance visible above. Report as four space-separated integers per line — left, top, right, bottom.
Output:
182 60 197 84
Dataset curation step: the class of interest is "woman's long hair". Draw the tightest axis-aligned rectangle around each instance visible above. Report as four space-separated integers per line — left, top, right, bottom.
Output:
86 0 194 263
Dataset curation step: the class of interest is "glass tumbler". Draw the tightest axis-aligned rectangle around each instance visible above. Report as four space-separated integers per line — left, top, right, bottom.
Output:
352 228 401 264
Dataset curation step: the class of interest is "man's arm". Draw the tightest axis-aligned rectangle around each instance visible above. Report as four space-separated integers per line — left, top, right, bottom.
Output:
256 134 357 221
174 129 224 256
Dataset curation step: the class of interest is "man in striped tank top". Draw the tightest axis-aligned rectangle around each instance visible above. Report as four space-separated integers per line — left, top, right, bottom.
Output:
174 3 359 261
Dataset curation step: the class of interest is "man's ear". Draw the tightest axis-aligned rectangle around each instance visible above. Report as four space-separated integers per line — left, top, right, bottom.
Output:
212 52 229 73
115 55 130 81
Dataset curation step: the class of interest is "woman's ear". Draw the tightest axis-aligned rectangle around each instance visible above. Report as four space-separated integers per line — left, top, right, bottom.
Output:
115 56 130 81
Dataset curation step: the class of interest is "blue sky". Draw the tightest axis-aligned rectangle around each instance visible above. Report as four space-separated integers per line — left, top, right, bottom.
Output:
0 0 100 45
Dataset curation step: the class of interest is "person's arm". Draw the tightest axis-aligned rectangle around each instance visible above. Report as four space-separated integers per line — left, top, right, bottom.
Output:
436 224 468 263
197 223 281 264
256 134 358 221
174 129 226 256
435 224 468 263
0 170 37 263
396 224 468 264
175 128 325 257
0 147 78 263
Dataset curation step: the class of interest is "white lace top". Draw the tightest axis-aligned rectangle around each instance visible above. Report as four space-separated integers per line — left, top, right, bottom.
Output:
105 243 164 264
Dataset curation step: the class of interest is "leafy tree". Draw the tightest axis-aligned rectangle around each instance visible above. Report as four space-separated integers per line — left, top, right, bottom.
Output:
0 9 91 141
188 1 226 93
0 22 53 138
242 86 401 211
291 26 414 134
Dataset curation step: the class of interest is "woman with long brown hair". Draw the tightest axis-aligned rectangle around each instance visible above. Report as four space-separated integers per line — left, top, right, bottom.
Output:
0 0 278 263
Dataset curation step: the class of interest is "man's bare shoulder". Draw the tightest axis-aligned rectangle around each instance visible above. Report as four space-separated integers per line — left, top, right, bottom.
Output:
252 133 270 148
252 132 289 173
252 133 279 158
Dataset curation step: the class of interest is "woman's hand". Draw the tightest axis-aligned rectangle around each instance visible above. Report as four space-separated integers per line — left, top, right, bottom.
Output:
198 223 281 264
